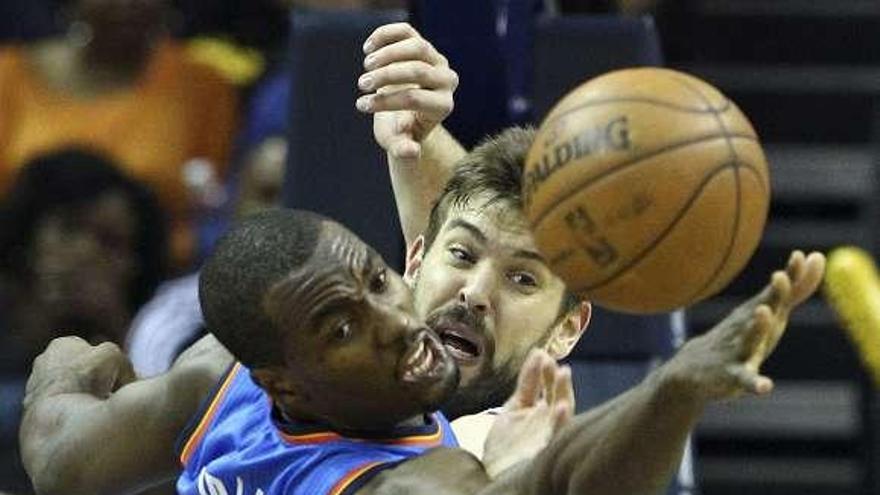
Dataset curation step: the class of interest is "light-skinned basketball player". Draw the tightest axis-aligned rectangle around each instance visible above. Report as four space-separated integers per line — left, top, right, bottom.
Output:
355 20 820 487
22 21 821 493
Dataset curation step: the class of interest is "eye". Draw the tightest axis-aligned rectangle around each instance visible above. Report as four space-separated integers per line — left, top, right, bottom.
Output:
449 246 475 264
509 271 538 288
370 268 388 293
334 321 354 342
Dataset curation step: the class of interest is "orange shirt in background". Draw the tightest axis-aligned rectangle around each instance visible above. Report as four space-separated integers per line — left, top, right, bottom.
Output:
0 39 238 267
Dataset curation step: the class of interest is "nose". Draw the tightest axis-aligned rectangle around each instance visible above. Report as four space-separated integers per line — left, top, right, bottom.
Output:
375 305 423 348
374 290 421 347
458 263 495 316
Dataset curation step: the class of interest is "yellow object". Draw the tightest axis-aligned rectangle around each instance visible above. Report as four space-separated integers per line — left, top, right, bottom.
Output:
0 39 239 267
824 246 880 387
186 37 266 87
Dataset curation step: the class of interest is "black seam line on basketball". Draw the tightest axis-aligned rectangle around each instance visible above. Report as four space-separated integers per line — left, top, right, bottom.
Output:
569 161 737 294
541 97 733 129
672 74 744 305
684 164 746 305
734 159 769 195
529 132 757 229
667 74 728 113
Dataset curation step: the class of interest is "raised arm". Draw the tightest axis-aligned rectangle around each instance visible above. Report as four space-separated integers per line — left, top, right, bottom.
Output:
482 250 825 495
20 335 232 495
357 22 465 246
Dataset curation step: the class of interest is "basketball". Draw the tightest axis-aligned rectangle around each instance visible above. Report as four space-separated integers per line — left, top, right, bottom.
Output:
523 67 770 313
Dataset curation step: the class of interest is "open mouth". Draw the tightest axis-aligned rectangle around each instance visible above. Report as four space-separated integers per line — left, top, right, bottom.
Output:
437 326 484 365
400 331 449 383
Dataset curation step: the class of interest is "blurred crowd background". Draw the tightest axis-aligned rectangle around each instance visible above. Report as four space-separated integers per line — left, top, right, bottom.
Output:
0 1 878 495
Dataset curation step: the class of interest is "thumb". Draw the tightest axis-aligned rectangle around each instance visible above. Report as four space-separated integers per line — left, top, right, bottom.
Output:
389 137 421 163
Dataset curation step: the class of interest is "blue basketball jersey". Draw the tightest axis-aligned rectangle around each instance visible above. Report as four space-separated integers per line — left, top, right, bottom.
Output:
176 363 458 495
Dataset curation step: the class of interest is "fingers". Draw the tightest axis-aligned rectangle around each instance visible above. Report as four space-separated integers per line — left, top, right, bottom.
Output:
552 402 573 434
363 23 420 53
786 250 805 285
357 87 453 117
730 365 774 396
508 349 546 409
766 250 825 312
358 23 457 119
88 342 132 398
789 251 826 307
541 354 557 405
551 366 574 432
102 342 136 390
363 23 445 66
359 60 457 93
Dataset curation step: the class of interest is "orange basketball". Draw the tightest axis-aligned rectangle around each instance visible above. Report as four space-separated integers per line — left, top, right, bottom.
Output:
523 68 770 313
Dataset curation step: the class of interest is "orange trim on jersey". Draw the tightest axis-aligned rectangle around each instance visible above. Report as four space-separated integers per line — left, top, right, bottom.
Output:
329 461 386 495
279 413 445 447
179 362 242 465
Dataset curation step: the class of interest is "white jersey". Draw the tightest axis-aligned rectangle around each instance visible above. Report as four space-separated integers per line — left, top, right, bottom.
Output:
125 273 204 378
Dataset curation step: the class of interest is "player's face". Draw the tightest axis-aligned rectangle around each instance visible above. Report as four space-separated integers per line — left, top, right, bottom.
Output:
266 224 458 430
411 197 572 418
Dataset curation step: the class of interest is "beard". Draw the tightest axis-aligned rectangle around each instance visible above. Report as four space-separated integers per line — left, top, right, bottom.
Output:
440 354 520 419
417 283 562 419
424 304 517 419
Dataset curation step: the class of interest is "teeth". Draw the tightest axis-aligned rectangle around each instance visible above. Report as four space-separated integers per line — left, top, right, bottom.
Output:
407 340 426 367
405 339 437 378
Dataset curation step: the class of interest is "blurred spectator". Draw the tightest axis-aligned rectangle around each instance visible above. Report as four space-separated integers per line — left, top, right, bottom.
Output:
0 0 238 268
0 148 167 493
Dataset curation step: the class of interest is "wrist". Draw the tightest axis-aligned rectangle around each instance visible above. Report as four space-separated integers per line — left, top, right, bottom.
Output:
651 358 708 413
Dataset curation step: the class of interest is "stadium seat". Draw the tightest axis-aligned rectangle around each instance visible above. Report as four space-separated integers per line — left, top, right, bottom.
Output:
283 9 408 271
531 15 663 120
0 0 54 42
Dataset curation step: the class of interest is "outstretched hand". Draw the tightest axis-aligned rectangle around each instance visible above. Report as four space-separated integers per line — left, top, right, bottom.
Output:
357 22 459 164
663 250 825 402
481 349 574 479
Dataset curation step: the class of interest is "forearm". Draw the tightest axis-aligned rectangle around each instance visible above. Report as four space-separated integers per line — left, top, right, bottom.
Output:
360 447 490 495
20 390 178 495
389 125 466 246
497 368 704 495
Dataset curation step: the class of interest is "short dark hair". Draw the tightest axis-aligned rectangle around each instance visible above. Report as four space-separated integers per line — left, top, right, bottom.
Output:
0 148 168 312
199 209 324 369
423 126 580 316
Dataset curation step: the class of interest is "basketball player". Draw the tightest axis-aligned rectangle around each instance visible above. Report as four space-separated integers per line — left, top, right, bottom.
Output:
20 207 824 495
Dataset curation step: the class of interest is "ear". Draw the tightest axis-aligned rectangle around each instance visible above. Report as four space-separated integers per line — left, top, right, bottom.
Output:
545 300 591 360
403 235 426 287
250 367 308 405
